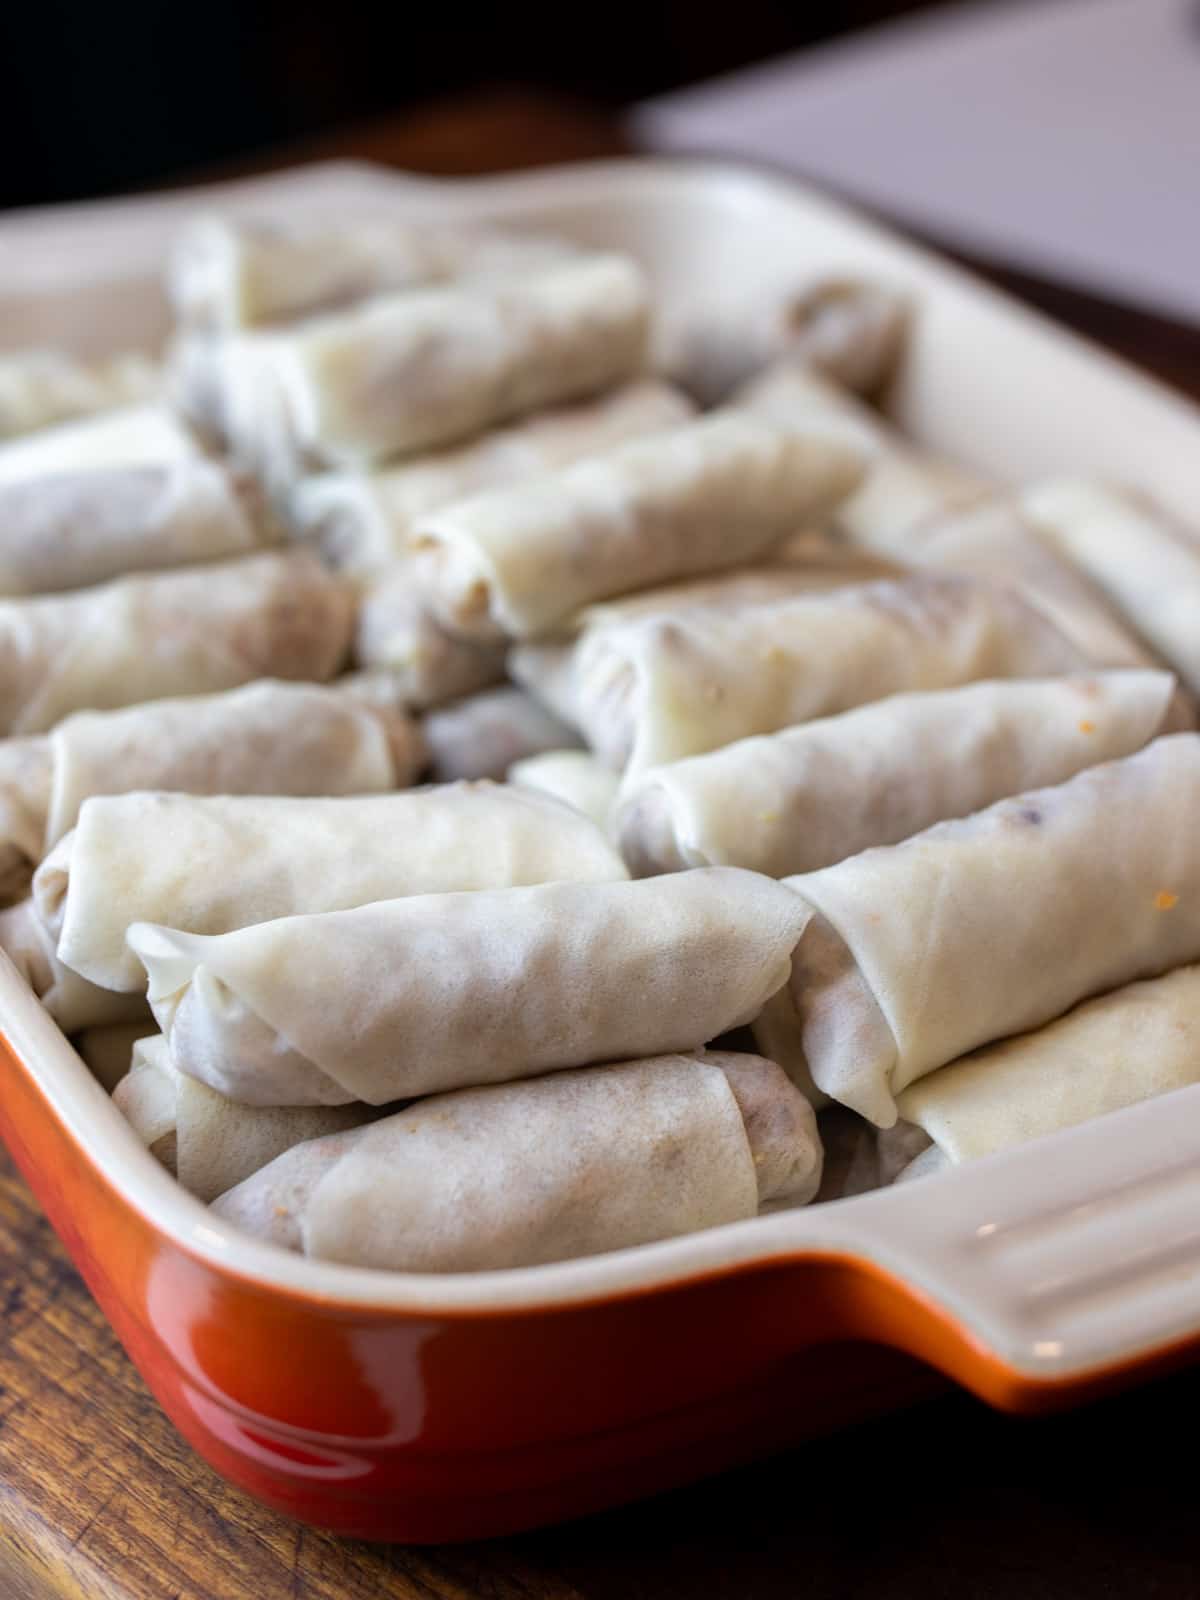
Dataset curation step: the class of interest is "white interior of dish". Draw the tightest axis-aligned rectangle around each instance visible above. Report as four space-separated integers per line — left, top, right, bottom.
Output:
5 158 1200 1378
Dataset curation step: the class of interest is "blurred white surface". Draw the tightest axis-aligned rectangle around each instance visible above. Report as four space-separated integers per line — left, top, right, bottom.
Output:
633 0 1200 322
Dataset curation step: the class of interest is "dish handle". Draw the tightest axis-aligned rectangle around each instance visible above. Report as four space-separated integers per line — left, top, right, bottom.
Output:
816 1083 1200 1408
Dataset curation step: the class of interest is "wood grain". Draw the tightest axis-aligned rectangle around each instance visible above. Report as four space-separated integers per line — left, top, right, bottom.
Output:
3 88 1200 1600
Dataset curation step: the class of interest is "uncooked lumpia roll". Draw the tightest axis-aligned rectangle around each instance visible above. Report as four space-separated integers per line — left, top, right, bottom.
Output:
353 565 508 708
0 898 148 1032
221 254 651 479
617 671 1181 878
213 1051 822 1272
0 460 277 596
576 574 1090 778
42 782 629 994
0 404 201 488
755 735 1200 1127
115 1034 376 1203
908 497 1155 671
506 548 903 732
896 963 1200 1166
423 687 581 783
0 678 423 899
736 364 990 553
1022 480 1200 694
413 412 866 641
658 277 908 405
129 868 810 1106
291 380 694 572
0 349 159 439
0 551 353 737
508 750 620 830
74 1020 155 1091
169 214 576 332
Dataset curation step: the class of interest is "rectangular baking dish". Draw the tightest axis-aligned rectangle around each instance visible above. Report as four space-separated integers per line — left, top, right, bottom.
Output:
4 156 1200 1543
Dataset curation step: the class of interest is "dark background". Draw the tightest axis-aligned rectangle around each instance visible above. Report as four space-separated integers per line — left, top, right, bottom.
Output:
0 0 980 210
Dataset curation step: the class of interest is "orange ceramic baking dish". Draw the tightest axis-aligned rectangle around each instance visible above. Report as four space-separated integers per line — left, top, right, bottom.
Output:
3 158 1200 1542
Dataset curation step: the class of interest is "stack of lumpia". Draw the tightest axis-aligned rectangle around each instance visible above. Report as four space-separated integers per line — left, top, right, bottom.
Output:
4 198 1199 1280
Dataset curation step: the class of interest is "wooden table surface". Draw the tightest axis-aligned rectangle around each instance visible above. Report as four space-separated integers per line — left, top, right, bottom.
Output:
4 89 1200 1600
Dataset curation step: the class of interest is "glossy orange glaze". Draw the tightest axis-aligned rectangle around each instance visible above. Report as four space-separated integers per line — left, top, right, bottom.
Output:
2 1030 1196 1541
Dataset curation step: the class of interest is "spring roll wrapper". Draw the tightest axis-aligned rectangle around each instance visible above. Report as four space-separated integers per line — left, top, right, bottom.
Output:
758 734 1200 1127
169 215 576 332
74 1020 155 1092
44 782 629 994
906 497 1157 672
1022 480 1200 695
212 1051 822 1271
897 963 1200 1166
0 898 148 1032
577 574 1091 778
0 551 353 738
115 1034 375 1203
0 350 159 440
353 567 509 707
508 750 620 830
223 255 651 478
292 380 694 572
0 461 276 597
616 671 1180 879
130 867 810 1107
0 405 201 488
657 277 908 406
423 687 581 783
414 412 866 641
736 364 990 552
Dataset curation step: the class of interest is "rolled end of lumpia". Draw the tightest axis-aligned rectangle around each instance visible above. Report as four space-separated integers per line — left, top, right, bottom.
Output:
354 567 508 709
0 897 148 1032
114 1034 375 1203
212 1050 821 1271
